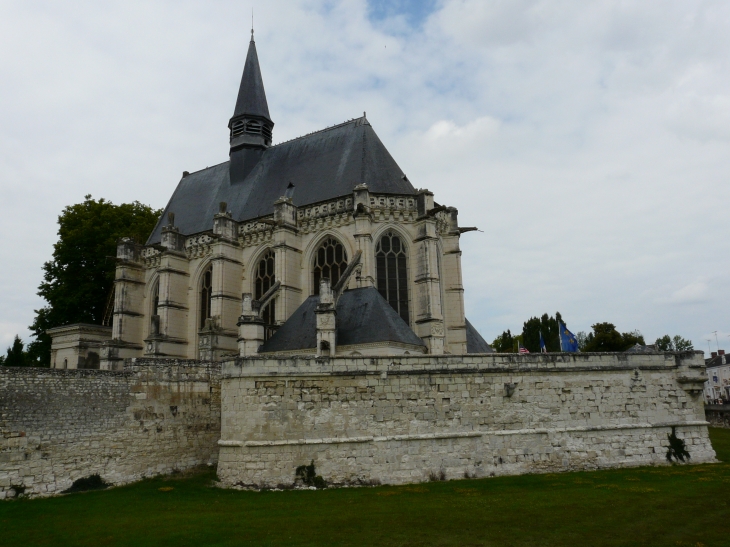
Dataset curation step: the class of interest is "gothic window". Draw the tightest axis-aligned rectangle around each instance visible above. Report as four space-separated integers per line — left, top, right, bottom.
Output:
376 231 409 324
312 237 348 295
255 249 276 339
199 266 212 329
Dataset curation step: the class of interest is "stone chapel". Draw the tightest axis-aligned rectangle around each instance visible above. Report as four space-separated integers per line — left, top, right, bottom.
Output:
49 32 492 369
21 32 714 496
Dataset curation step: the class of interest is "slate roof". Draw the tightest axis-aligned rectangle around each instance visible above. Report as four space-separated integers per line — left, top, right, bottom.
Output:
147 117 415 244
465 319 494 353
705 353 728 367
625 343 654 353
259 287 426 354
232 37 272 122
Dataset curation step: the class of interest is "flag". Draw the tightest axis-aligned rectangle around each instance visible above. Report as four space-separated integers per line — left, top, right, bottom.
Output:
518 343 530 354
559 321 579 352
539 331 547 353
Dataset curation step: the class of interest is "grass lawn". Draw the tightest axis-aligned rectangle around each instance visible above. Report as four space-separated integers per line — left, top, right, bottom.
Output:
2 429 730 547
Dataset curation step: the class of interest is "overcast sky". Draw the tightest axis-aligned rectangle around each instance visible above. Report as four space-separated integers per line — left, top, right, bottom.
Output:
1 0 728 354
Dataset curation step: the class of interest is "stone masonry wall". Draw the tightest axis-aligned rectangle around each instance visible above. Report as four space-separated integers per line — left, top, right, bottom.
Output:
0 359 220 498
217 352 715 487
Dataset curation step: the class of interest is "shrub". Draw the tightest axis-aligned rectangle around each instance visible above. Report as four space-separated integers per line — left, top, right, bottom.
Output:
62 474 110 494
429 469 446 482
295 461 326 489
666 427 691 463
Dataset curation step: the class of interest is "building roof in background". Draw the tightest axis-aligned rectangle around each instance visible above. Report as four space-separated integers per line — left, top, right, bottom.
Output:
706 352 728 367
624 343 655 353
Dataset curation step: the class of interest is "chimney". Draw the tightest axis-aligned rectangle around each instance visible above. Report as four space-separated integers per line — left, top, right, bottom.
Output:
711 352 718 358
719 350 725 356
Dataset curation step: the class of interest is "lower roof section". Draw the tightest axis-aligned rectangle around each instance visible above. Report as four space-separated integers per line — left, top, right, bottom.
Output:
260 287 425 354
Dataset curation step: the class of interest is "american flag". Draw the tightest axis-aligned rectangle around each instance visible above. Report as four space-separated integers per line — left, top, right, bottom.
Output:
518 345 530 354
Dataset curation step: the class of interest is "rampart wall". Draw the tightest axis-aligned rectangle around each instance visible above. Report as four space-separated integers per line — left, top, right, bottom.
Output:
1 352 716 498
0 360 220 499
705 405 730 429
217 352 715 487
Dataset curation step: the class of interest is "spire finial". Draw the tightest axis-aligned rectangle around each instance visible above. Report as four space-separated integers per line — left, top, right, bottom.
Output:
251 8 254 41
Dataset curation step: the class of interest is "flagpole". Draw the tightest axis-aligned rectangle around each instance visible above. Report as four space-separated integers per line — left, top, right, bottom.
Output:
558 321 563 352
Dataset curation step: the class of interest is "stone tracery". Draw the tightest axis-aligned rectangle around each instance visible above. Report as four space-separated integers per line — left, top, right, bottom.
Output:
376 231 410 324
312 237 348 295
199 266 212 329
255 249 276 339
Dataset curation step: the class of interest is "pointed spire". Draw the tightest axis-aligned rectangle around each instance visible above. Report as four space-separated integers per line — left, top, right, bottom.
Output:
229 33 273 182
232 36 271 123
229 33 274 152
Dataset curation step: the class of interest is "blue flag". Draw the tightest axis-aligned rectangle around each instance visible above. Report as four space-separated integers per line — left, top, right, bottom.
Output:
559 321 579 352
539 331 547 353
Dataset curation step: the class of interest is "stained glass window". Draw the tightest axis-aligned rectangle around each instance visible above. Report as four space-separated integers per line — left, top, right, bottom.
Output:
376 231 409 324
199 266 212 329
313 238 348 295
255 249 276 339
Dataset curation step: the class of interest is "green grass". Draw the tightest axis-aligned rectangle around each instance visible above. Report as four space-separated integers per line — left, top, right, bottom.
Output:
2 429 730 547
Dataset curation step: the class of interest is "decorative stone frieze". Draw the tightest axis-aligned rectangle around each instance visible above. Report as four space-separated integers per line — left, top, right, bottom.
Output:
185 233 215 259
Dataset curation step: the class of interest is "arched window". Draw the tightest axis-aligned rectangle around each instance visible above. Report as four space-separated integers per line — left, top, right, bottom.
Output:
199 266 212 329
151 279 160 317
312 237 348 295
376 231 409 324
255 249 276 339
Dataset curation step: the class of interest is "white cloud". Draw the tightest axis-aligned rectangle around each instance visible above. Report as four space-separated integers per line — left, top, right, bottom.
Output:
659 280 710 305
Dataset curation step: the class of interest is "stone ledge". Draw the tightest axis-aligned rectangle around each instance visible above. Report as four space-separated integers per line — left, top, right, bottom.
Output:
218 421 709 448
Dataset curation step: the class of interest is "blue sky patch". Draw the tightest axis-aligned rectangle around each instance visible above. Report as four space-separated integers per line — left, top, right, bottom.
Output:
367 0 439 30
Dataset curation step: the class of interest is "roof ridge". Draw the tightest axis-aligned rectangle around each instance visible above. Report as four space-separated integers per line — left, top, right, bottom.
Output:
182 160 229 178
273 115 368 147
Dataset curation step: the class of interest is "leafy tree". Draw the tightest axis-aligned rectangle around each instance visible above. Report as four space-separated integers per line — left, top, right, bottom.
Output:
583 323 645 352
28 196 161 366
655 335 694 351
3 336 28 367
522 312 563 353
575 331 588 351
673 336 694 351
622 329 645 348
655 335 672 351
491 330 515 353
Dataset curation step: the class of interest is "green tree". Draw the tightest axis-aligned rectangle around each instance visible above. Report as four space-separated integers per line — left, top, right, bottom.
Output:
522 312 563 353
3 336 28 367
491 330 515 353
622 329 645 348
655 335 694 351
575 331 588 351
583 323 645 352
655 335 672 351
28 196 161 366
673 335 694 351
